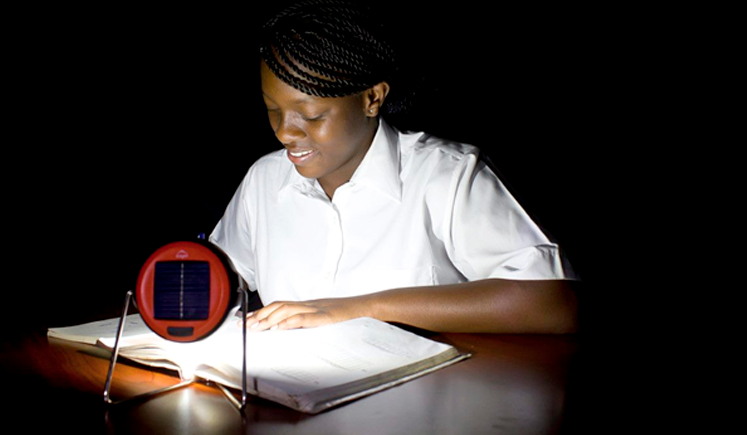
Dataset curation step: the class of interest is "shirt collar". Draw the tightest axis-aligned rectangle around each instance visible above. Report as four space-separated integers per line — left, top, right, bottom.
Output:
278 160 316 198
349 119 402 202
279 119 402 202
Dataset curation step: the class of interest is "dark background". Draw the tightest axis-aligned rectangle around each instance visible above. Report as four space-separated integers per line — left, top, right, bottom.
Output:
7 2 636 340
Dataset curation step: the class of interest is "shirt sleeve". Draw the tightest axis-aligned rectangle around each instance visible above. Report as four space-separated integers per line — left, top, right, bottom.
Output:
209 171 258 291
437 152 573 281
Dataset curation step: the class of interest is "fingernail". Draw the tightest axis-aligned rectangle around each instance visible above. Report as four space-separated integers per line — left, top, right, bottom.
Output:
246 311 255 317
250 322 259 329
270 325 278 331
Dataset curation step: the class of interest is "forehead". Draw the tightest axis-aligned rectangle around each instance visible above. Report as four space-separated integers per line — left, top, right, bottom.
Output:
261 60 362 108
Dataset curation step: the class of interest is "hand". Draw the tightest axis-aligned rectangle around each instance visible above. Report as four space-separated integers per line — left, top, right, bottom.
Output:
243 297 367 332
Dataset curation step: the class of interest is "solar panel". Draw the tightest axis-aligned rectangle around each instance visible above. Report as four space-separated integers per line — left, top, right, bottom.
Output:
153 261 211 320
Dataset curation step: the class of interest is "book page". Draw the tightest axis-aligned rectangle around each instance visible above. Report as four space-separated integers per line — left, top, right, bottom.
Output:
194 316 455 396
51 309 466 413
48 314 152 346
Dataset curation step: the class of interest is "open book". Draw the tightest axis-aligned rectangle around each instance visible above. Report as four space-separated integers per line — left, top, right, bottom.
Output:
48 309 469 414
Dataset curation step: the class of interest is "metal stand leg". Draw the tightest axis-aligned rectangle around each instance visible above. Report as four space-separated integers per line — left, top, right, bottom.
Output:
103 290 194 405
217 288 250 411
103 289 250 411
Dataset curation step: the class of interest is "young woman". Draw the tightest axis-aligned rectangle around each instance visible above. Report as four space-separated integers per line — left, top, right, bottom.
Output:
210 0 579 333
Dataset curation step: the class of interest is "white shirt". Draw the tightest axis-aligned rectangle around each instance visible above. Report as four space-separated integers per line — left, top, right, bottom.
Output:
210 120 573 304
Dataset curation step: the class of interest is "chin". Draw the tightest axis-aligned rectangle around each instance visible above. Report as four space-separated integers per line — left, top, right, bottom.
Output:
294 165 323 180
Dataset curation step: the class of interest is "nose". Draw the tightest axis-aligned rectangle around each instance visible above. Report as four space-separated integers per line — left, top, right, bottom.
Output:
274 113 306 144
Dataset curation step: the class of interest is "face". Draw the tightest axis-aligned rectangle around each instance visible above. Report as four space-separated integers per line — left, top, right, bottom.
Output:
260 61 378 197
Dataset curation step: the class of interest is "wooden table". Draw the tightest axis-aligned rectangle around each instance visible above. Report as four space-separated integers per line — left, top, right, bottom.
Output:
2 321 593 435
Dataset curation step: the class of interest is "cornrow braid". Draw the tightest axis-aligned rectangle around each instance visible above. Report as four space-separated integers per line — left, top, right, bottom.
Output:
259 0 398 100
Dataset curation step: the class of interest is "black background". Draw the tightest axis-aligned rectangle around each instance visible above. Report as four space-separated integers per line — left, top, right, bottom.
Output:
2 3 665 432
7 2 637 341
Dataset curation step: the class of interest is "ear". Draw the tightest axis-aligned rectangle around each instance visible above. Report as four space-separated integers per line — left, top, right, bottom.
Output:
364 82 391 117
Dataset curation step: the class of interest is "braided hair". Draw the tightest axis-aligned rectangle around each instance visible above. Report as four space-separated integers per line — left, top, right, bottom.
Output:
260 1 404 112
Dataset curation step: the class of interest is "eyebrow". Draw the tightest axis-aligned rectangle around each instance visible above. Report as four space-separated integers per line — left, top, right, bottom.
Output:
292 96 315 105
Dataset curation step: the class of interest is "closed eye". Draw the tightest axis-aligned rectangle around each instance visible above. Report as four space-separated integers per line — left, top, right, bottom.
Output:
301 111 326 122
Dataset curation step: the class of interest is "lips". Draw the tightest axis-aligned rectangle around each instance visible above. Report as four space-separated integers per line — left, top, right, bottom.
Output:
289 149 313 158
286 148 316 165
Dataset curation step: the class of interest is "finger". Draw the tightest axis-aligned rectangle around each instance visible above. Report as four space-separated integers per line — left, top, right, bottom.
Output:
275 311 335 331
245 301 291 329
250 303 318 331
251 302 286 321
263 303 317 328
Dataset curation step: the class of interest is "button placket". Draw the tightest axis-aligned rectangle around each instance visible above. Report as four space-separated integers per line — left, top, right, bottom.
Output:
318 202 343 292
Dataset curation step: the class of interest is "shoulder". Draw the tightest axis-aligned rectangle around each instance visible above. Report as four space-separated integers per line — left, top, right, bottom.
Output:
392 128 508 207
230 148 295 199
397 130 485 182
249 148 288 172
243 149 291 182
400 130 481 161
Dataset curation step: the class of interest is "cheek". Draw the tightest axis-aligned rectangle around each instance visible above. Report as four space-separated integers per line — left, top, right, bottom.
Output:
306 98 368 150
310 123 332 144
319 110 368 149
309 120 348 151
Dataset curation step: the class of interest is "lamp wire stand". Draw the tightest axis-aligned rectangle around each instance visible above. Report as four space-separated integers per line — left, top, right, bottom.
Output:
103 289 250 411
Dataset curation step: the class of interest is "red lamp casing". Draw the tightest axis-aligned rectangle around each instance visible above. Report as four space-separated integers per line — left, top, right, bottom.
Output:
135 240 236 342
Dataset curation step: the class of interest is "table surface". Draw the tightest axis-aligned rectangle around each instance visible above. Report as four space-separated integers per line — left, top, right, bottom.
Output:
2 316 597 435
